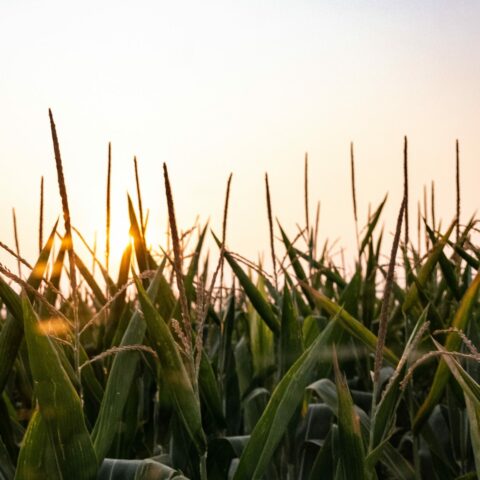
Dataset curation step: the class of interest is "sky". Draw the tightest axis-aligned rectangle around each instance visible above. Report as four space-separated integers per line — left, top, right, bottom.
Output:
0 0 479 275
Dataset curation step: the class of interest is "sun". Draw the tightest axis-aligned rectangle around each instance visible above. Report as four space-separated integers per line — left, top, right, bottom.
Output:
105 214 133 274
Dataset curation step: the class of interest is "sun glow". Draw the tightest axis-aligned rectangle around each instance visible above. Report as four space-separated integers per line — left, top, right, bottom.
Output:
106 215 133 275
36 317 70 337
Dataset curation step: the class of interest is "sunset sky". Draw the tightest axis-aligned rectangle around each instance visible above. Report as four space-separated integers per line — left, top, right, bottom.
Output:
1 1 479 273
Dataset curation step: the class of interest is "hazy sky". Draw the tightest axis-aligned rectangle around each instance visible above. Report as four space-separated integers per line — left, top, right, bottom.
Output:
1 1 479 273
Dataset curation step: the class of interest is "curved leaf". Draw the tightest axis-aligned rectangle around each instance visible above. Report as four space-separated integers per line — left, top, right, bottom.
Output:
213 233 279 335
414 270 480 432
233 320 337 479
305 285 398 365
92 266 164 461
135 276 206 455
98 458 187 480
21 295 97 479
333 349 366 480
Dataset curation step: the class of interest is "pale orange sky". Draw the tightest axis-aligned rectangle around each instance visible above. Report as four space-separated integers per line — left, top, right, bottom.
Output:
0 1 479 274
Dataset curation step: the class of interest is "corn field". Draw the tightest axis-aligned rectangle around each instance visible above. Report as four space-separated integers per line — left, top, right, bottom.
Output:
0 113 479 479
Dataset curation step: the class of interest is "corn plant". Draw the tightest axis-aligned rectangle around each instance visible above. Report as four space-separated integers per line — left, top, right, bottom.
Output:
0 115 479 479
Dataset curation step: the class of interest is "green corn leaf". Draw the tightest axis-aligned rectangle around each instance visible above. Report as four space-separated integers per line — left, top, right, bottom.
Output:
156 271 178 321
185 223 208 303
278 225 316 308
0 312 23 396
77 345 104 407
333 348 366 480
27 219 59 292
0 221 58 393
414 270 480 432
0 279 23 325
234 335 263 434
75 254 107 306
0 219 57 315
92 266 164 461
305 285 398 365
362 242 377 328
207 436 249 480
465 397 480 479
233 335 253 399
97 458 187 479
128 195 150 274
309 379 415 480
285 270 311 318
218 291 235 380
43 234 67 309
431 339 480 478
293 249 347 289
302 314 323 348
280 285 303 376
198 350 227 431
403 221 455 315
359 195 387 256
0 276 102 408
370 308 428 450
135 276 206 455
15 409 60 480
0 430 14 480
451 242 480 270
248 276 275 380
213 233 279 335
233 320 337 479
73 226 117 296
308 426 337 480
0 395 17 473
425 223 461 301
430 337 480 401
339 269 361 320
21 295 98 479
